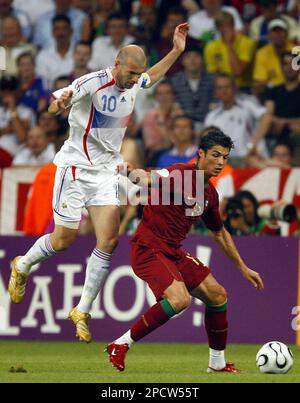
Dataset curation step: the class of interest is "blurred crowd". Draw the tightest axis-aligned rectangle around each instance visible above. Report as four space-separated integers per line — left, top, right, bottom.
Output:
1 0 300 236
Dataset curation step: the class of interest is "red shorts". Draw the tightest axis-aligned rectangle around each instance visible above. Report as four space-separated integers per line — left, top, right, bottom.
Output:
131 243 211 301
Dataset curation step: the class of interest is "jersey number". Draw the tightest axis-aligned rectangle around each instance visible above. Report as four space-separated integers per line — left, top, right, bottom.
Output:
102 95 116 112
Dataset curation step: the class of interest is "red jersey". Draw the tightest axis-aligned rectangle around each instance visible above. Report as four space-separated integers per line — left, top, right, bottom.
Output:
131 163 223 255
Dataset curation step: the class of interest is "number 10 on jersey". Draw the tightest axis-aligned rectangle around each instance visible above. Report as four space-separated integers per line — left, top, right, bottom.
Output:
102 95 117 112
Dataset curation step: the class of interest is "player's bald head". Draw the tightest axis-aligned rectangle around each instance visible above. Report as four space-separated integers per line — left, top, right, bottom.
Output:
116 45 147 68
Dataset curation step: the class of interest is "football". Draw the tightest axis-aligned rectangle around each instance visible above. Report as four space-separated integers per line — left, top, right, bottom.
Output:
256 341 293 374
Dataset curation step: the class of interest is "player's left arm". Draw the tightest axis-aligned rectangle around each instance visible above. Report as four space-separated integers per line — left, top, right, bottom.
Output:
210 226 264 290
145 23 189 87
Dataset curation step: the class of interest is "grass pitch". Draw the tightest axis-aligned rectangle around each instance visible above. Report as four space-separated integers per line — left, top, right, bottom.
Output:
0 341 299 383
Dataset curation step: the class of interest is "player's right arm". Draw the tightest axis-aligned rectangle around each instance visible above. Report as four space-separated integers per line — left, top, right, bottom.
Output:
210 226 264 290
48 72 100 115
48 89 74 114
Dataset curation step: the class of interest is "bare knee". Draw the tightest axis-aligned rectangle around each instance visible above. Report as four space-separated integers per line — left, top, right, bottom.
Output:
209 286 227 307
97 236 119 253
50 231 77 251
168 293 192 313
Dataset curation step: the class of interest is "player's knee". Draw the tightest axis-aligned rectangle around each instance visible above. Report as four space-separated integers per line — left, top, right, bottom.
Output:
214 285 227 305
97 236 119 253
52 233 76 251
169 293 192 313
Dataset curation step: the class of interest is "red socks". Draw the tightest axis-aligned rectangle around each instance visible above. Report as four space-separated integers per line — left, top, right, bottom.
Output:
131 299 177 342
205 303 228 350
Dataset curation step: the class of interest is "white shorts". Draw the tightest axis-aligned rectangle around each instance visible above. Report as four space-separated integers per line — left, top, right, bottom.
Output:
52 166 120 225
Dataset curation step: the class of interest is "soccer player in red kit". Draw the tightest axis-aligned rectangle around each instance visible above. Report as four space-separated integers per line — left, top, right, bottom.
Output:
106 129 264 373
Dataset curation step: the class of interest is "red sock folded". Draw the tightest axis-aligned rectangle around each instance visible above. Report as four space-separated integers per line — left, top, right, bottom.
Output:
131 302 172 342
205 309 228 351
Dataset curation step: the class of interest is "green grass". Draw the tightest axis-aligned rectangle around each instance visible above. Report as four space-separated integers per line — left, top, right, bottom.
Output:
0 341 299 383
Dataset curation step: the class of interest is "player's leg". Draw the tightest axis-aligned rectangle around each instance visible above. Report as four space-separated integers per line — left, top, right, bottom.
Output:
69 205 120 343
76 205 119 314
8 223 79 304
190 274 239 372
190 274 231 372
69 167 121 342
8 165 82 304
107 246 191 371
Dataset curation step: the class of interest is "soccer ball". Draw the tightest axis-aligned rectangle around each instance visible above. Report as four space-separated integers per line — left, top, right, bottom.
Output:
256 341 293 374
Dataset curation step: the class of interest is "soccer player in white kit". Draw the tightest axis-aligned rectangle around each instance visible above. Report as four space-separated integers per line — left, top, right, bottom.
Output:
8 23 189 343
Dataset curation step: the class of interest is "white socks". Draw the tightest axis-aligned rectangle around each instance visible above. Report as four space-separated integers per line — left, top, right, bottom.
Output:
77 248 112 313
209 348 226 370
114 330 134 348
17 234 56 274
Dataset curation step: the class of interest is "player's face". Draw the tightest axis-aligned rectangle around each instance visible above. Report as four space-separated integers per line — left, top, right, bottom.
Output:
198 145 230 177
115 58 145 89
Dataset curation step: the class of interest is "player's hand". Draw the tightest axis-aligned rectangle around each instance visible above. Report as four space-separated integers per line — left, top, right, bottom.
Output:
173 23 189 53
242 267 264 290
57 90 73 109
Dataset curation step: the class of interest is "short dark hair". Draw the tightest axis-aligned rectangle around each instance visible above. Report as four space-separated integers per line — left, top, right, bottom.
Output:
167 6 188 20
107 12 128 25
172 115 193 129
198 129 234 152
16 51 35 65
272 141 294 156
52 14 72 27
215 74 236 87
153 79 174 96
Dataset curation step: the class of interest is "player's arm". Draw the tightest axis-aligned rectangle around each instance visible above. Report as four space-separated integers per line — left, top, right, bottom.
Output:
145 23 188 87
48 89 73 115
210 226 264 290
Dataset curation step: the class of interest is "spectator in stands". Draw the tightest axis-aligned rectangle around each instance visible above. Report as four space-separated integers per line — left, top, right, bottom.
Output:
188 0 243 44
249 0 299 46
0 75 35 167
33 0 90 49
204 11 256 90
38 110 59 143
204 74 272 164
88 13 134 71
246 141 294 168
156 115 197 168
224 197 251 235
0 0 32 40
36 15 74 90
52 76 72 138
12 125 56 166
129 4 160 44
142 80 183 164
170 46 215 133
253 18 295 97
16 52 49 113
155 6 199 77
264 52 300 141
132 42 157 125
287 0 300 30
0 15 36 76
92 0 120 39
68 41 91 81
235 190 281 235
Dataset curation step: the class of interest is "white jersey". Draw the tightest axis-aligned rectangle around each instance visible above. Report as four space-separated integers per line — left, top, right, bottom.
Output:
52 68 150 170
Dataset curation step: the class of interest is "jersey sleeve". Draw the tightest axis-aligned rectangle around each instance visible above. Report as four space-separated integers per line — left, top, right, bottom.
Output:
201 188 223 231
52 73 101 105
